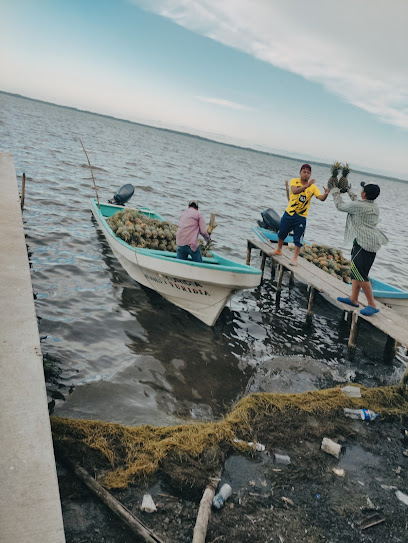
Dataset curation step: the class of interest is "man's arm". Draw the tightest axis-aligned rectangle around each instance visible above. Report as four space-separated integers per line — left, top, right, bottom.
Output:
291 179 315 194
198 214 210 241
331 187 361 213
316 186 330 201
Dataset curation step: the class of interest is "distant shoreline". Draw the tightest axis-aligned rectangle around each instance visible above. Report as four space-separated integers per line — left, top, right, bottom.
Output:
1 90 406 184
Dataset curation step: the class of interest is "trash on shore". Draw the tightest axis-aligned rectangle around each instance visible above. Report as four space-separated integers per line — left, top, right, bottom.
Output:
344 408 378 421
141 493 157 513
321 438 342 458
233 438 265 452
339 386 361 398
212 483 232 509
332 467 345 477
395 490 408 506
274 453 291 465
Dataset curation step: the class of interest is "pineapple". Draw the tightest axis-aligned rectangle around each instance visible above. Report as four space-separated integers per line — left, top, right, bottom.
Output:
327 161 341 190
338 163 351 193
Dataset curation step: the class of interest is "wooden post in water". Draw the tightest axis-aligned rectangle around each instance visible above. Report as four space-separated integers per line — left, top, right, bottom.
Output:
306 286 315 323
289 270 295 286
348 311 359 353
20 173 26 211
246 241 252 265
271 258 276 279
383 336 397 364
276 264 284 294
260 252 267 282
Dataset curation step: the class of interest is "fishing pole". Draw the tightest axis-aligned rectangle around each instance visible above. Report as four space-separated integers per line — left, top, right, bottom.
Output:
79 138 100 209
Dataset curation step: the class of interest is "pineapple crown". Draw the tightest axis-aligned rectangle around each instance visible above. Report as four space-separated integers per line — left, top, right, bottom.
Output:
330 161 341 177
341 163 351 177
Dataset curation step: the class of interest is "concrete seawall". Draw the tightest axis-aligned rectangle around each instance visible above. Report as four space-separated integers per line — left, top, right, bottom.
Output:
0 153 65 542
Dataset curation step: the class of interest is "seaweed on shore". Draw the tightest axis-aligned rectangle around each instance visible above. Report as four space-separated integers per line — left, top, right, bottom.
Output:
51 382 408 493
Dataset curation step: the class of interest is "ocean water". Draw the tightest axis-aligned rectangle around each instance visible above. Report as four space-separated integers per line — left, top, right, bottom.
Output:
1 92 407 426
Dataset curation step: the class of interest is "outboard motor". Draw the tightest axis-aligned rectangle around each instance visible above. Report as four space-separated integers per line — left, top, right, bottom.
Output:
258 208 281 232
108 184 135 206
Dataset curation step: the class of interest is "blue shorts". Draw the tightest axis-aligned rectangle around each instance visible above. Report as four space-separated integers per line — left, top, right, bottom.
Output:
177 245 203 262
278 211 306 247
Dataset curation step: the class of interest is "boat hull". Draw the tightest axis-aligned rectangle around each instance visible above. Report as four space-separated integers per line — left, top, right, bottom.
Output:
91 200 261 325
371 278 408 317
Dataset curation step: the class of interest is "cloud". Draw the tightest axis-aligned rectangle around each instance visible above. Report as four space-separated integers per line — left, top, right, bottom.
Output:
130 0 408 129
197 96 253 110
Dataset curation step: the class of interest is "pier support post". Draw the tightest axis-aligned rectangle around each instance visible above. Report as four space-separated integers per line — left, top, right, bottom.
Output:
347 311 359 357
383 336 397 364
276 264 284 306
271 258 276 279
289 270 295 287
306 286 315 324
260 252 267 282
246 241 252 266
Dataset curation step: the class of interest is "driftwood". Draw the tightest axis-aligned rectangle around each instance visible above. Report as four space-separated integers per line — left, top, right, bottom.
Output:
70 462 166 543
192 472 221 543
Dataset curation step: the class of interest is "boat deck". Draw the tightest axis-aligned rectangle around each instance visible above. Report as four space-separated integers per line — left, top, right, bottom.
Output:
246 237 408 357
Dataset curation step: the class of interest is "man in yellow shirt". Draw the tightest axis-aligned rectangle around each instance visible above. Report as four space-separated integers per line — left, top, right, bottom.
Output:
273 164 329 264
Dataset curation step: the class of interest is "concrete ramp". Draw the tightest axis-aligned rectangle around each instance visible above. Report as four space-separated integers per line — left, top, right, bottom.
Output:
0 153 65 542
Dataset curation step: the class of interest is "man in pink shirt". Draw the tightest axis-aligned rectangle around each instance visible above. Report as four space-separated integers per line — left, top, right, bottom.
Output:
176 200 210 262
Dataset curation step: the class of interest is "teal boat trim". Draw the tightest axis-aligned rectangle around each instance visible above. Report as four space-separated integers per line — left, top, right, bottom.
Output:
91 199 261 276
370 278 408 299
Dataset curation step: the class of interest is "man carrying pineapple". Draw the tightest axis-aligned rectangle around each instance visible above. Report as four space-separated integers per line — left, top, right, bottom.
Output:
272 164 329 265
330 168 388 316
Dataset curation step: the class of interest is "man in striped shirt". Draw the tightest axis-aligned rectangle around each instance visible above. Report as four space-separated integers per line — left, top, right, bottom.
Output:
332 182 388 316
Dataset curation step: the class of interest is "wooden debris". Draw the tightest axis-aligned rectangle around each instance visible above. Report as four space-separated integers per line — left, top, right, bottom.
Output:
71 463 166 543
192 473 221 543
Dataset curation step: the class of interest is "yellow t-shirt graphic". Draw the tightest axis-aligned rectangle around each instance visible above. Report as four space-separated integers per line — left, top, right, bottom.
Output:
285 178 321 217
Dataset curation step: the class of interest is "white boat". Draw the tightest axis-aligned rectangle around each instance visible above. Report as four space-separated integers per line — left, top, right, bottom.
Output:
90 199 262 325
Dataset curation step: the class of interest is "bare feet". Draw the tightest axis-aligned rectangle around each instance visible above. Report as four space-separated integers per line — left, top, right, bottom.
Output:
273 249 283 256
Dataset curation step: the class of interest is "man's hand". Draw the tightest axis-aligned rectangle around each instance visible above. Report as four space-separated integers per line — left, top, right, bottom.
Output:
323 186 330 196
308 178 316 187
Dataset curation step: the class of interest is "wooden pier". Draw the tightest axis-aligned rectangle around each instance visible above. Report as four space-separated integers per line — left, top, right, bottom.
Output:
246 237 408 360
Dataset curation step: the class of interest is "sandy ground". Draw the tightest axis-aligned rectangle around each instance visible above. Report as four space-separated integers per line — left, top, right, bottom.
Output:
58 409 408 543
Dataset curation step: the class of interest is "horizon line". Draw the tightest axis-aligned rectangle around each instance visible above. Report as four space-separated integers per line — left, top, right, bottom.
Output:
1 90 406 184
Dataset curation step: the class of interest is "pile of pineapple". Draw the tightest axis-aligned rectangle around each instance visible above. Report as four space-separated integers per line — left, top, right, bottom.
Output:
106 208 213 256
296 243 351 283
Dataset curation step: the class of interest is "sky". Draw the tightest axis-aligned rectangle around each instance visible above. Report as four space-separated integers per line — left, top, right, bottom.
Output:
1 0 407 179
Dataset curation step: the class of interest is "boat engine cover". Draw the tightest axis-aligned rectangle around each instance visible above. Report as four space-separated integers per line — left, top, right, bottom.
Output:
260 208 281 231
110 184 135 205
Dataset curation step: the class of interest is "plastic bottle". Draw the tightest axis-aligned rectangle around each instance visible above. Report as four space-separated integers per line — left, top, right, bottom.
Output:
344 408 378 421
212 483 232 509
